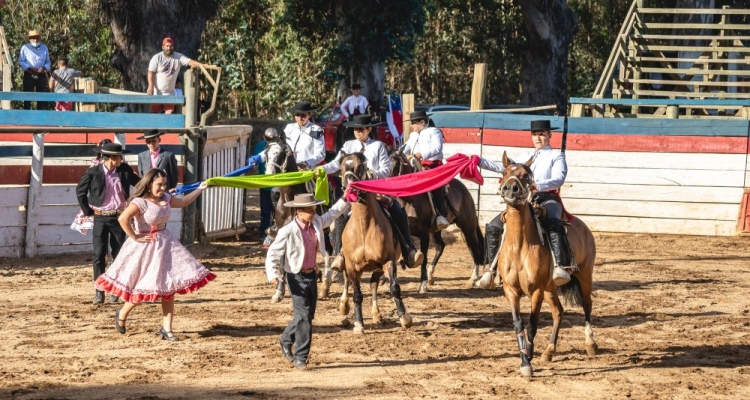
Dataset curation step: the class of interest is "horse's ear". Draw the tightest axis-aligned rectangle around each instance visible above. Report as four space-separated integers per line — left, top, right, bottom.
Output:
502 151 510 168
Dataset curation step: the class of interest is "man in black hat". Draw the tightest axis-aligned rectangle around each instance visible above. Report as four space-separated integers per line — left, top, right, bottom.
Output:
136 129 179 190
403 110 449 231
477 119 573 286
340 83 369 121
76 143 141 303
320 114 425 270
281 101 325 169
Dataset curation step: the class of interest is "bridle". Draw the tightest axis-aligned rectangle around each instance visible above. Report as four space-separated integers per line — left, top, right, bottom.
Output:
500 164 534 205
265 140 293 173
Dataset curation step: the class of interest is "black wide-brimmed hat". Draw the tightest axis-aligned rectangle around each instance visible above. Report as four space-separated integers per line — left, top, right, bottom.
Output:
136 129 165 140
529 120 560 132
283 193 325 208
287 101 318 114
94 142 131 155
344 114 382 128
404 110 431 122
350 83 362 90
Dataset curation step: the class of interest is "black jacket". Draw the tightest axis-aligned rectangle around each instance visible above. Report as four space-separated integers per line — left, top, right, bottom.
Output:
76 162 141 216
138 149 179 190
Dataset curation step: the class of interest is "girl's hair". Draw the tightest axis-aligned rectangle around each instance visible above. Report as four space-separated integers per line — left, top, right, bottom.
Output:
130 168 167 200
95 139 113 161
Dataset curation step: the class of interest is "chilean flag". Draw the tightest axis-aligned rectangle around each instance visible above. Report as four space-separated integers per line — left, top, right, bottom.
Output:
386 94 403 145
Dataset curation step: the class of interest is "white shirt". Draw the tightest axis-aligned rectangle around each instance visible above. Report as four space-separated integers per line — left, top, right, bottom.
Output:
403 126 444 161
322 138 391 179
283 121 325 167
341 95 369 117
480 145 567 192
148 52 192 95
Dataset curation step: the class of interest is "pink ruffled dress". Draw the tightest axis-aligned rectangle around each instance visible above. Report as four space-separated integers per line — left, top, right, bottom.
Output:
95 193 215 303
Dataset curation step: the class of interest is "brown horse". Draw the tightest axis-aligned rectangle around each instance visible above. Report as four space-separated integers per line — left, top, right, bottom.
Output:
495 152 597 377
389 150 485 293
338 152 412 333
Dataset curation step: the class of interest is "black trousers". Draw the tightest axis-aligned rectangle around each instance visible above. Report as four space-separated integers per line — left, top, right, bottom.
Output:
92 215 127 284
22 71 49 110
281 271 317 362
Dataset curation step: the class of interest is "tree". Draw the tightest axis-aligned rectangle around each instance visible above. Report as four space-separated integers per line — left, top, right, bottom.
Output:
282 0 426 106
518 0 578 113
99 0 220 92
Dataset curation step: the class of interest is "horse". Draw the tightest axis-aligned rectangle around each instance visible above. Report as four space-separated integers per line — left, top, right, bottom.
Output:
263 137 335 302
338 152 412 333
494 151 597 377
389 149 485 293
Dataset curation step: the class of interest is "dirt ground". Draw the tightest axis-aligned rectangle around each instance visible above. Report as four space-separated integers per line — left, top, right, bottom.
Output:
2 197 750 399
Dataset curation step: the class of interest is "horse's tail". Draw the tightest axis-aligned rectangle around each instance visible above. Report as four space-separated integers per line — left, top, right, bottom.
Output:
558 275 583 308
473 225 485 265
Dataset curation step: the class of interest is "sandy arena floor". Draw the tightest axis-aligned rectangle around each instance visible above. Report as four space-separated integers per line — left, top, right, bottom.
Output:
1 220 750 399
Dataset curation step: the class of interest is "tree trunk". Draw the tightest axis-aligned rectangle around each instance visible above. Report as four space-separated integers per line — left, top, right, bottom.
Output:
519 0 578 113
99 0 219 92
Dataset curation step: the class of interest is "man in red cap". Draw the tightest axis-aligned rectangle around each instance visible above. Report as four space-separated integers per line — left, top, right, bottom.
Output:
146 37 205 114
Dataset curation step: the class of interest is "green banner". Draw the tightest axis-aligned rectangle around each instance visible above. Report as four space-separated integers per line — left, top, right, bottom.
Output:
205 167 330 205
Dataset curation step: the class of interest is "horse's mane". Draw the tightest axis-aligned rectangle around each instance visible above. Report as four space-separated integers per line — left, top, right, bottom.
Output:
344 151 367 164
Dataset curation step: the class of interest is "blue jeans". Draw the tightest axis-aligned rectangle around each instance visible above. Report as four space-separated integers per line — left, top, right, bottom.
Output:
259 189 273 237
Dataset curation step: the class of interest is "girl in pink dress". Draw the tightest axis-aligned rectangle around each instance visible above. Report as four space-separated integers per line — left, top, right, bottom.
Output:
95 168 215 341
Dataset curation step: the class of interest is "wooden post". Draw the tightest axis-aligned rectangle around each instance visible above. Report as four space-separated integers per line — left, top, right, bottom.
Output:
401 93 415 141
666 105 679 119
570 103 584 117
183 69 197 128
1 65 10 110
81 79 97 112
470 63 487 111
181 127 202 245
25 133 44 258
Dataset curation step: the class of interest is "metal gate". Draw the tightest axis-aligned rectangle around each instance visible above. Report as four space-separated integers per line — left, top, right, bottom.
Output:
200 125 253 239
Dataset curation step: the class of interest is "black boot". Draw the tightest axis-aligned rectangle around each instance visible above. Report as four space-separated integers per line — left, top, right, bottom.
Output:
544 218 572 285
485 223 502 265
92 290 104 304
388 202 424 268
431 187 449 230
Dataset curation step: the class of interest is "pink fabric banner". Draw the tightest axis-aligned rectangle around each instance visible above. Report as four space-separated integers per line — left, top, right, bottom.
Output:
345 153 483 200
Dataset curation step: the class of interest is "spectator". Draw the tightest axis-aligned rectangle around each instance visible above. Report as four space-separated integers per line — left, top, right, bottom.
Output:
18 30 51 110
49 57 83 111
146 37 205 114
136 129 179 191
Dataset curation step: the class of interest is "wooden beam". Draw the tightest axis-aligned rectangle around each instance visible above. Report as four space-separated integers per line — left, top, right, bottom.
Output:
641 23 750 30
81 79 98 112
470 63 487 111
638 8 750 15
1 66 10 110
25 133 44 258
569 97 750 106
0 110 186 129
0 91 184 104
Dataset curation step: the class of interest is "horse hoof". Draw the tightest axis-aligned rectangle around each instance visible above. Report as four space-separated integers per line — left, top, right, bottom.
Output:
474 271 494 289
465 278 477 288
353 323 365 334
400 313 413 329
519 365 533 377
270 291 283 303
586 342 599 357
419 282 429 294
318 289 329 300
339 302 350 316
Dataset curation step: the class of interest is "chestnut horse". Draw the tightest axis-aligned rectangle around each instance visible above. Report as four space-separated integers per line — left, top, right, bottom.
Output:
496 152 597 377
389 149 485 292
338 152 412 333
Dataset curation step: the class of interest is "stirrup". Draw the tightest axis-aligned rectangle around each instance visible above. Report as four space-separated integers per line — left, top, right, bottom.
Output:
435 215 449 231
552 266 571 286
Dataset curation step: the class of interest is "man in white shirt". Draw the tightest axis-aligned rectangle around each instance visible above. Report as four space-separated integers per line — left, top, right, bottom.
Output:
281 101 326 169
403 110 449 230
146 37 204 114
18 30 51 110
478 120 572 285
340 83 369 121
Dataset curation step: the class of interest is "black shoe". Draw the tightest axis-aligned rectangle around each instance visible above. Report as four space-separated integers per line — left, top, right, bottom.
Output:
158 327 179 342
92 291 104 304
114 308 126 334
108 294 119 303
294 359 307 370
280 342 294 362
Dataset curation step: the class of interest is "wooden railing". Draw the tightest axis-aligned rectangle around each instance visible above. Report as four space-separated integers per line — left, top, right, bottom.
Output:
0 25 12 109
592 0 750 118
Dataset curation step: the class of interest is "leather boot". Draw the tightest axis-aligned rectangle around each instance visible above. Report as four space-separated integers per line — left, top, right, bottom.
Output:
92 290 104 304
485 223 503 265
546 219 573 286
431 187 449 231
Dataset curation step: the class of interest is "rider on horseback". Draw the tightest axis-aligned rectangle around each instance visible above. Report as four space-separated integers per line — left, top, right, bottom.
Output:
479 120 573 286
322 114 425 270
402 110 450 231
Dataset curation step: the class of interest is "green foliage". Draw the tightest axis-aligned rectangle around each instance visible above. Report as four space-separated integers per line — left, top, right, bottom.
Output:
2 1 119 92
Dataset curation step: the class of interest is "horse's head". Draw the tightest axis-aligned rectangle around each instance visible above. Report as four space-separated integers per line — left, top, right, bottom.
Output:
264 138 296 174
340 152 369 187
389 147 412 177
498 151 535 206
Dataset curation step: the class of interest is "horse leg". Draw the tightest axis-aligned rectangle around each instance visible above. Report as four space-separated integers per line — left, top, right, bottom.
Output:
580 273 598 356
526 289 547 364
352 274 365 334
506 291 533 377
389 259 412 329
338 272 350 316
320 255 332 299
427 231 445 287
418 233 430 294
541 290 564 362
370 270 384 325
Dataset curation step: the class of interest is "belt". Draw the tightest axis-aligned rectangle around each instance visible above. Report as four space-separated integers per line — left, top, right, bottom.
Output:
300 268 316 274
93 209 123 216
